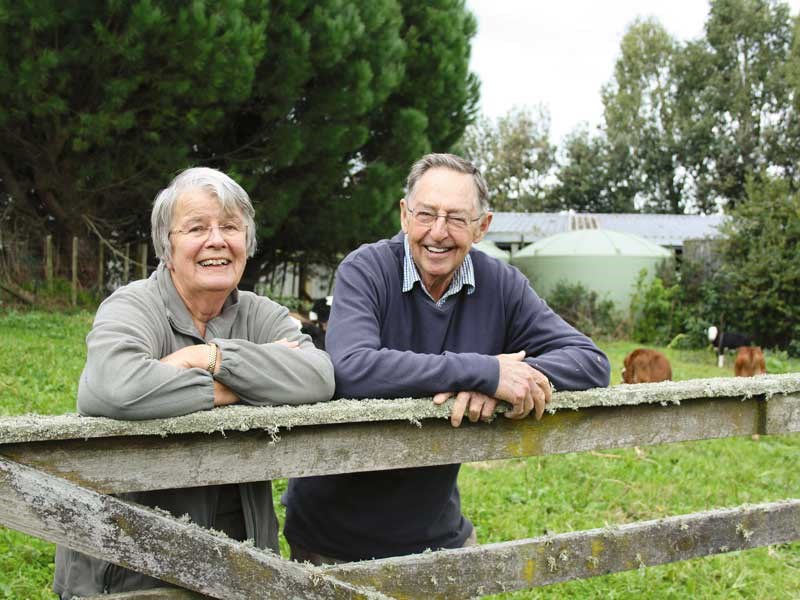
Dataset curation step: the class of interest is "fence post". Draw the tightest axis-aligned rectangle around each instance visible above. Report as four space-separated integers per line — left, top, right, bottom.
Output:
44 235 53 287
71 236 78 306
139 242 147 280
96 241 104 296
123 243 130 285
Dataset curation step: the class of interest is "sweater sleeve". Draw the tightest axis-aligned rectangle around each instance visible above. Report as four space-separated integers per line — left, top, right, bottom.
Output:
77 286 216 420
212 298 335 406
326 257 499 399
505 274 611 391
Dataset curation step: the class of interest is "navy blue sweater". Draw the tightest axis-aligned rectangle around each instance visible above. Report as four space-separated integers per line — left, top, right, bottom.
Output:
284 233 610 560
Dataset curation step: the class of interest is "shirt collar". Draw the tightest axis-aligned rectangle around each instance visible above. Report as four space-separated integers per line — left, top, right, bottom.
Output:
402 234 475 306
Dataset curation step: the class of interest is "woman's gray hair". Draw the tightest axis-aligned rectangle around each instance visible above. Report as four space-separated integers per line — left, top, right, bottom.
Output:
405 153 490 213
151 167 257 264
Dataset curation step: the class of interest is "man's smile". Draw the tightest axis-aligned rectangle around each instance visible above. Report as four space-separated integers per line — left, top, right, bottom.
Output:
424 245 453 254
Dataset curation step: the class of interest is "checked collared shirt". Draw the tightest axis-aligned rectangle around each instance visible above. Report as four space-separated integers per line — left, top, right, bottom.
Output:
402 234 475 307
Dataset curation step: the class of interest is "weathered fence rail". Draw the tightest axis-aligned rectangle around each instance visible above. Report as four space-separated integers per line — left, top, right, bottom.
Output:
1 374 799 599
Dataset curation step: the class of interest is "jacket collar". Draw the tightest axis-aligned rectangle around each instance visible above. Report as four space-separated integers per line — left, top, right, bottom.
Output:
154 262 240 340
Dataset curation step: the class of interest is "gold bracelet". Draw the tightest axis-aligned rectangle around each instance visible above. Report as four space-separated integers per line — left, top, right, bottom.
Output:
206 342 218 373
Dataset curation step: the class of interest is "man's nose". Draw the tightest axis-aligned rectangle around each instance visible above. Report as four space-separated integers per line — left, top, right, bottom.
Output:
429 215 449 237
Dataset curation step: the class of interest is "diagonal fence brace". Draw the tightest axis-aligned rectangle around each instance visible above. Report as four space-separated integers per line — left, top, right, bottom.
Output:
323 498 800 599
0 457 391 600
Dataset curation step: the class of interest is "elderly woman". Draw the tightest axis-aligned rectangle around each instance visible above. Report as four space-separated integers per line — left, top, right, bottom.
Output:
53 167 335 598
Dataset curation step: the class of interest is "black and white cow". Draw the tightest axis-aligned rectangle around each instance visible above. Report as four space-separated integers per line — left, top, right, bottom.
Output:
707 325 753 368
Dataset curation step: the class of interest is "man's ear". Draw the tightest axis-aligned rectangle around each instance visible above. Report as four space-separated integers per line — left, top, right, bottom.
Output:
472 211 493 243
399 198 409 233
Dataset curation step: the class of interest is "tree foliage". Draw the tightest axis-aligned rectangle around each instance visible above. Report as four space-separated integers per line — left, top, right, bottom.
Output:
596 0 796 214
1 0 267 241
458 106 554 211
690 0 794 209
547 126 636 213
602 18 689 213
0 0 479 283
708 175 800 352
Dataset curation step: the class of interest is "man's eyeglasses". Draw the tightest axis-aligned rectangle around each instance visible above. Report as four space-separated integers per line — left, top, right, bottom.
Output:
169 223 247 239
407 206 482 231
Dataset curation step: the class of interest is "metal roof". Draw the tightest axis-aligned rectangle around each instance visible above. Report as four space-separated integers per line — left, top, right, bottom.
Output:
485 212 727 248
514 229 672 257
485 212 568 244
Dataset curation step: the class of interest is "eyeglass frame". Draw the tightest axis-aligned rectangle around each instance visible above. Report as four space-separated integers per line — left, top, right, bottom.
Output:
168 223 248 239
405 204 484 230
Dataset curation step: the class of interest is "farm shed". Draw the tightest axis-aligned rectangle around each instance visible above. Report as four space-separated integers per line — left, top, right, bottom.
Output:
510 229 672 309
485 211 726 254
472 239 510 262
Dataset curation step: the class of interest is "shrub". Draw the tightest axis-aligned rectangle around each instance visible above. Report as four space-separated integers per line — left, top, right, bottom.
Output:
788 325 800 358
545 281 623 339
629 269 683 346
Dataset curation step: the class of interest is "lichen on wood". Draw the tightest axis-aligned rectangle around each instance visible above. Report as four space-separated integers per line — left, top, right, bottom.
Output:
1 374 798 444
321 498 800 598
0 457 391 600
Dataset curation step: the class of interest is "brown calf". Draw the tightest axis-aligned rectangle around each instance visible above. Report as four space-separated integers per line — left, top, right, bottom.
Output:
734 346 766 377
622 348 672 383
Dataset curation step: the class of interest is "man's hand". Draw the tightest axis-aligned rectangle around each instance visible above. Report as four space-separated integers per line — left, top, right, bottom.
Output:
433 391 498 428
494 351 552 420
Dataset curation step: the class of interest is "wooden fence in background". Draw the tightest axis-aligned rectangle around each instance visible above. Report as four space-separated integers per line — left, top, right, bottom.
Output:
0 375 799 599
18 232 327 305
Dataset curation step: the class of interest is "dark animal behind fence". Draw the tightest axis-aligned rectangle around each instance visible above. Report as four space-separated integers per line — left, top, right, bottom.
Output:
708 326 754 368
289 296 332 350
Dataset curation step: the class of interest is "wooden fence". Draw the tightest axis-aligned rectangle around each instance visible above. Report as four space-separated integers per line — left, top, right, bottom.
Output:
2 229 329 306
1 374 799 599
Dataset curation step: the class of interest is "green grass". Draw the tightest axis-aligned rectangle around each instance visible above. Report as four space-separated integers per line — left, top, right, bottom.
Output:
463 339 800 599
0 311 91 416
1 311 799 598
0 311 92 598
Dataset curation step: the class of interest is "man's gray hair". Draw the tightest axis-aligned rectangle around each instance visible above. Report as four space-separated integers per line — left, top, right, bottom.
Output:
405 153 490 213
151 167 257 264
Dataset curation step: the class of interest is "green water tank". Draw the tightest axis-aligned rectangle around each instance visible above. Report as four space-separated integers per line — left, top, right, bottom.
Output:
473 239 510 263
510 229 672 309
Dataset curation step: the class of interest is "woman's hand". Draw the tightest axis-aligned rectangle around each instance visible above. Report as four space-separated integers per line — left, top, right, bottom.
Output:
160 345 238 406
213 380 239 406
160 344 221 373
272 337 300 350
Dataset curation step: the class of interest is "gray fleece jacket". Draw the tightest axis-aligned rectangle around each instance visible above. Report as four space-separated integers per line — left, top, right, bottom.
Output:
54 263 334 598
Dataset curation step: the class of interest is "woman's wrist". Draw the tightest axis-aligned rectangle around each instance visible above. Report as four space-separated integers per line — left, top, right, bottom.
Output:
206 342 218 373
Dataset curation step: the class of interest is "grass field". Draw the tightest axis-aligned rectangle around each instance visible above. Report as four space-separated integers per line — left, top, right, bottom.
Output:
1 310 799 599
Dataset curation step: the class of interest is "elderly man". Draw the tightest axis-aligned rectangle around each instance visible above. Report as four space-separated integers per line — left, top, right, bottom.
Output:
284 153 610 563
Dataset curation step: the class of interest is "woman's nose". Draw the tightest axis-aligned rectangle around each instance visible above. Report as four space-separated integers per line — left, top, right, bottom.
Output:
205 225 227 245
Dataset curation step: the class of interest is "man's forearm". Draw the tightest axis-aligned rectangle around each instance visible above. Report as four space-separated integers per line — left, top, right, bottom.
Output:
332 348 499 399
527 347 610 390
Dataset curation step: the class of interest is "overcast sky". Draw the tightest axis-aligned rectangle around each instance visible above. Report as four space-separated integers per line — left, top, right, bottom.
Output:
467 0 800 144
